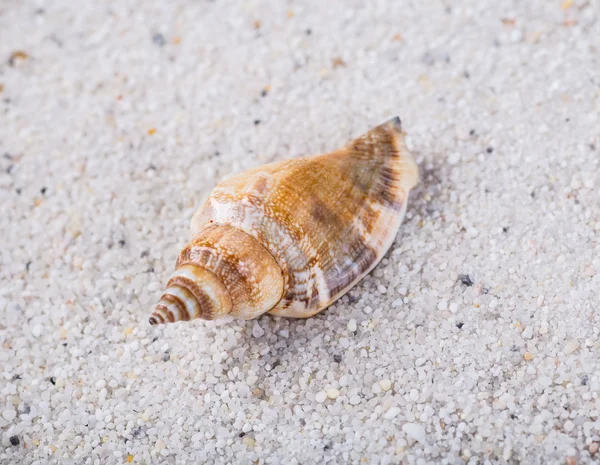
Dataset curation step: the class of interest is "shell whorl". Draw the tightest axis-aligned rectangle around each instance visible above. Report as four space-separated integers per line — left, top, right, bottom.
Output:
151 117 418 324
150 225 284 324
150 264 232 324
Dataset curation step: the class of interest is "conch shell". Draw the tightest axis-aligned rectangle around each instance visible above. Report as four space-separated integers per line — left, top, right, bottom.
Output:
149 117 418 325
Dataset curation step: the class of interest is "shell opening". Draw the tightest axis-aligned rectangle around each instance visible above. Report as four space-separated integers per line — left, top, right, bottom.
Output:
149 264 233 325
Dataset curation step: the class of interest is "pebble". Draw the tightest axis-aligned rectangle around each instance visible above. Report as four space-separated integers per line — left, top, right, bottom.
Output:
385 407 401 419
349 395 361 405
522 326 533 339
2 409 16 421
379 379 392 391
589 443 599 454
252 322 265 338
154 439 166 452
326 389 340 400
278 329 289 338
584 266 596 277
459 274 474 286
563 420 575 432
402 423 426 443
347 319 357 332
315 391 327 403
152 32 166 47
564 341 580 355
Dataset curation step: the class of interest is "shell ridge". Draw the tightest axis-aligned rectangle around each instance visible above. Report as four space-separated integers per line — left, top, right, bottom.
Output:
270 118 417 317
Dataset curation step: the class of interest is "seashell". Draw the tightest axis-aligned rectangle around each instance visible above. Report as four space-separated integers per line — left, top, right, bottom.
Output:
149 117 418 325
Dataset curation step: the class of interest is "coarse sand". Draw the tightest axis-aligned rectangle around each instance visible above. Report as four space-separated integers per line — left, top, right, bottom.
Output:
1 1 600 464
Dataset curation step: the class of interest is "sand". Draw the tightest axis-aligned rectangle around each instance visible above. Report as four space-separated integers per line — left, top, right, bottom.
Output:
1 1 599 464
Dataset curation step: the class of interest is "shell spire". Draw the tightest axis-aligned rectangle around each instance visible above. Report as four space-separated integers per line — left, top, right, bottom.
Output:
149 117 418 325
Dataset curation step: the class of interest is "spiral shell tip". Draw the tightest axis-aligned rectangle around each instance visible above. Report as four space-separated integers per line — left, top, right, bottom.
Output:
388 116 402 130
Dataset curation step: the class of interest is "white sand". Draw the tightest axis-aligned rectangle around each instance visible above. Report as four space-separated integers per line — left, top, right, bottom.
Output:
1 1 599 464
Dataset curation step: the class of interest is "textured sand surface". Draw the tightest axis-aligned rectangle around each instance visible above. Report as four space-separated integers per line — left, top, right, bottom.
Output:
1 1 600 464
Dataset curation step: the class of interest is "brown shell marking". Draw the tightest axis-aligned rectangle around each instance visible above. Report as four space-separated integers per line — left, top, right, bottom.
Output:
150 117 418 324
150 225 283 323
177 225 284 319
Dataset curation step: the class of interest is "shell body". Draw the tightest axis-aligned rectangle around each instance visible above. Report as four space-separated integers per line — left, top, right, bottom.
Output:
150 117 418 325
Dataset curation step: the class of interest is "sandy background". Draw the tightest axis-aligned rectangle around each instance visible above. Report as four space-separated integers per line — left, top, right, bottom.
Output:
1 1 600 464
